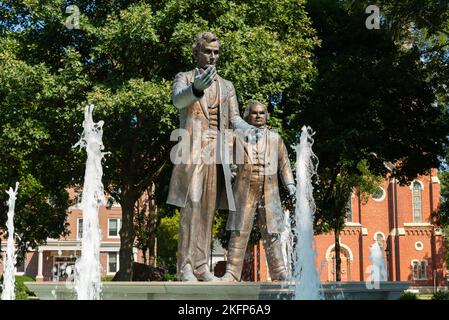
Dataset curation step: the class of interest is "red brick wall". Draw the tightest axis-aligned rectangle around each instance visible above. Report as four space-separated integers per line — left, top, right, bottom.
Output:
256 172 446 286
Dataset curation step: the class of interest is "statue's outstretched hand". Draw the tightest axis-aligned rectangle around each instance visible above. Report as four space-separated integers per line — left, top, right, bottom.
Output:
193 65 217 93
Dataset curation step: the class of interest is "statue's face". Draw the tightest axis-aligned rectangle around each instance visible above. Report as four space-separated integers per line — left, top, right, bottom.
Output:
195 41 220 69
247 104 267 128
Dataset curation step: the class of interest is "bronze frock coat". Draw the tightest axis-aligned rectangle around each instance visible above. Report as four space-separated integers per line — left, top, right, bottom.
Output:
226 129 295 234
167 69 249 211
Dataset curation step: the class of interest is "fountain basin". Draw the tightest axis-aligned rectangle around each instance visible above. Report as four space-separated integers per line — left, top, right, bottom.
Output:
25 281 410 300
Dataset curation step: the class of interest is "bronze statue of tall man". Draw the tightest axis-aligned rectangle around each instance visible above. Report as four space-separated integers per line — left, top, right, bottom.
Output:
167 32 257 281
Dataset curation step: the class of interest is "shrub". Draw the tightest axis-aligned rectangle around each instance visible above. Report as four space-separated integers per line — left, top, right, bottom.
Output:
101 275 114 282
15 275 36 300
399 291 418 300
432 291 449 300
0 275 36 300
163 273 177 281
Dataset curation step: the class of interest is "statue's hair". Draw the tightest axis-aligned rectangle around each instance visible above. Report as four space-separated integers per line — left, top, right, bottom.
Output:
243 100 270 122
192 32 221 58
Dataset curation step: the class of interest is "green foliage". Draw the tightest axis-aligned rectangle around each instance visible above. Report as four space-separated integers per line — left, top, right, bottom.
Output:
156 210 180 275
431 290 449 300
290 0 449 281
0 275 35 300
432 172 449 265
101 275 114 282
14 275 35 300
163 273 177 282
0 0 318 279
399 291 418 300
432 172 449 225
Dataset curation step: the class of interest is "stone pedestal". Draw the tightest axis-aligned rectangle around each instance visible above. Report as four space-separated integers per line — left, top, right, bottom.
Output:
24 281 411 300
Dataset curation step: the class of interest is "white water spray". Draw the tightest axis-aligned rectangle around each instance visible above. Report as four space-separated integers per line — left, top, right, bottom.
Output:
367 242 387 287
280 210 293 277
73 104 106 300
1 182 19 300
293 126 322 300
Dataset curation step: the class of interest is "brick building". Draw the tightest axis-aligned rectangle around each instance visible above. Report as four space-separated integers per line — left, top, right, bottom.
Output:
1 170 446 288
0 190 142 282
249 169 447 288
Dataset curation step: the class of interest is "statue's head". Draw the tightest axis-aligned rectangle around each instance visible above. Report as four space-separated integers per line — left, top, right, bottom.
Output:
192 32 221 69
243 100 269 128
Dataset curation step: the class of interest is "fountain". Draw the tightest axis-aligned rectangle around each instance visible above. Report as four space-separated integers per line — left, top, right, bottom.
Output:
280 210 293 278
1 182 19 300
293 126 322 300
24 120 410 300
367 242 387 288
73 104 107 300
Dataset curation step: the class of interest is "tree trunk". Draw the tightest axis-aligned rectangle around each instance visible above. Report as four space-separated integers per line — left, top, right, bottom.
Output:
334 228 341 282
115 198 135 281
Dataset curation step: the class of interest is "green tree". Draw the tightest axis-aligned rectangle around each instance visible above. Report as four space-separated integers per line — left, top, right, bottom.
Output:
0 38 88 260
432 171 449 265
1 0 318 280
287 0 449 281
156 210 180 276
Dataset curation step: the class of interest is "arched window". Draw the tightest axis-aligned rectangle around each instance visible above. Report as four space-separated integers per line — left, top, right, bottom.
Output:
411 260 427 280
420 260 427 279
346 194 353 222
412 181 422 222
375 232 385 249
412 260 419 279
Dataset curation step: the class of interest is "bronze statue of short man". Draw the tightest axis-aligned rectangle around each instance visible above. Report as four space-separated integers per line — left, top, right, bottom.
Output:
167 32 258 282
222 100 296 282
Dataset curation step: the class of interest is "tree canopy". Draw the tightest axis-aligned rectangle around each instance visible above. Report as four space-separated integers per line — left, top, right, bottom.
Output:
284 0 449 280
0 0 318 279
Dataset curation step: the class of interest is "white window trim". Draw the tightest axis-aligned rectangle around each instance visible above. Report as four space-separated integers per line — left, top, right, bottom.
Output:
420 260 428 280
411 259 420 280
415 241 424 251
371 187 386 202
411 181 423 223
325 243 354 262
409 179 424 190
77 218 83 240
108 218 121 239
373 231 386 241
411 259 428 280
107 251 119 275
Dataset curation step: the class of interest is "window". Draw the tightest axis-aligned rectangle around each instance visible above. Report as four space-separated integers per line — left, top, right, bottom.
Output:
411 260 427 280
371 187 385 201
412 260 419 279
415 241 423 251
77 218 83 240
375 232 385 249
412 181 422 222
108 252 119 274
346 195 353 222
108 219 121 237
420 261 427 279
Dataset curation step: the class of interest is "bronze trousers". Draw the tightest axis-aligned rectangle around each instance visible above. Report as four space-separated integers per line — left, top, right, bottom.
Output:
226 176 287 281
177 163 223 280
